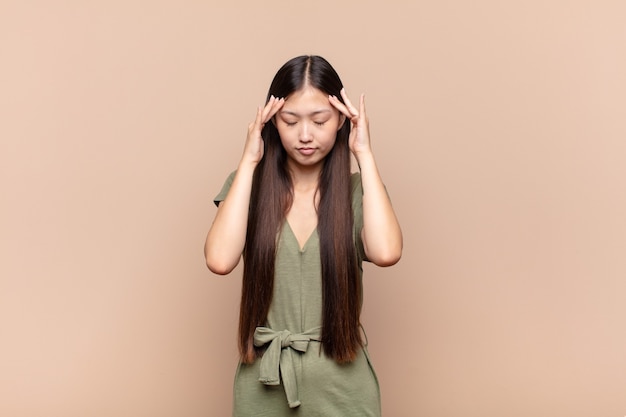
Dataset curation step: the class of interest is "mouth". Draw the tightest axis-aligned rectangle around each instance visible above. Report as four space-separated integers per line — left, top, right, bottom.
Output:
297 147 315 156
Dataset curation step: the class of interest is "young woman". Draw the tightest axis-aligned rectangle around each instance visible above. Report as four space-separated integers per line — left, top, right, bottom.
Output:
205 55 402 416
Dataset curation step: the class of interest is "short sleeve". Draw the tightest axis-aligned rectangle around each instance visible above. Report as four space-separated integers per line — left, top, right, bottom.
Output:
351 172 368 263
213 170 237 207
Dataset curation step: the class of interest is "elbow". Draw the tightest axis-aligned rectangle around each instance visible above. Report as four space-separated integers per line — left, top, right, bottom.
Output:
362 225 403 267
206 259 234 275
370 250 402 267
367 243 402 267
204 247 238 275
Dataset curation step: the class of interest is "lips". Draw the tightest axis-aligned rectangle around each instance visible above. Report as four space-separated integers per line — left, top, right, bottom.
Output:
297 147 315 156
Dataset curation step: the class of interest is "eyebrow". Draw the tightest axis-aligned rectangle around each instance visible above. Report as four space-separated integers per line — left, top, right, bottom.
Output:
279 109 333 117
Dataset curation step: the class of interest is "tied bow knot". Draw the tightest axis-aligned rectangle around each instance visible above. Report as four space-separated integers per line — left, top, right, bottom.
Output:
253 326 322 408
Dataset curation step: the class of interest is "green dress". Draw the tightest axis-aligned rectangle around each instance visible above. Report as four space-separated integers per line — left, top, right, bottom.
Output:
214 172 381 417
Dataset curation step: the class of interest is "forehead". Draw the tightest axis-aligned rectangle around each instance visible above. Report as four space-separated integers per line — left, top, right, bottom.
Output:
280 86 332 115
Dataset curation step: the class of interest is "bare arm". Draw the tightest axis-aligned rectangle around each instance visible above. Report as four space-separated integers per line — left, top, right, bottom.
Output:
330 90 403 266
357 151 403 266
204 97 284 274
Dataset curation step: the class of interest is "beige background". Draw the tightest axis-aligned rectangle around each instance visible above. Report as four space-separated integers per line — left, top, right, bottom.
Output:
1 1 625 416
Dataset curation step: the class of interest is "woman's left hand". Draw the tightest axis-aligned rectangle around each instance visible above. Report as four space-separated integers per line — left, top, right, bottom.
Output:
329 89 371 159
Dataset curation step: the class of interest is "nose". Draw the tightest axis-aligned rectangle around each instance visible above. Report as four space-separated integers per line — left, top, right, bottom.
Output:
299 122 313 143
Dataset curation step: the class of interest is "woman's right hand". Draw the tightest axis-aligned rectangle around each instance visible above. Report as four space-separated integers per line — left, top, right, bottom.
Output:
205 96 284 275
242 95 284 165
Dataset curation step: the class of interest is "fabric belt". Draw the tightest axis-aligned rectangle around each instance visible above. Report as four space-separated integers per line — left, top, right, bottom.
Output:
253 326 322 408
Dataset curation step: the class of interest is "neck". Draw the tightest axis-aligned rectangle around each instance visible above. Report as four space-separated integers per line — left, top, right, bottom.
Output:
287 161 322 191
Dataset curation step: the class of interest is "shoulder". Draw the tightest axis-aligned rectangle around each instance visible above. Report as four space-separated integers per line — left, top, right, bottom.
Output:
350 171 363 194
350 172 363 209
350 172 367 262
350 172 364 213
213 170 237 207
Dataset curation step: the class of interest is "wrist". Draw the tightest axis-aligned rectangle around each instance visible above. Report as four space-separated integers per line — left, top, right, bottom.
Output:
237 158 258 173
353 149 375 166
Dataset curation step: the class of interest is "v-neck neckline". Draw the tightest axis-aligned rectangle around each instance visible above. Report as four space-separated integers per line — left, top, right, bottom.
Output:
284 221 317 252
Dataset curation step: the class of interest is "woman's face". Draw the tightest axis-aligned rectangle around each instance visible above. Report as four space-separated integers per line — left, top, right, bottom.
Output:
274 86 345 170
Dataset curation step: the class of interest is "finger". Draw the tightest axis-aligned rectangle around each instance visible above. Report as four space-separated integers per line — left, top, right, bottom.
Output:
254 105 264 127
263 97 284 124
340 88 359 117
260 95 278 123
328 95 353 119
359 94 366 119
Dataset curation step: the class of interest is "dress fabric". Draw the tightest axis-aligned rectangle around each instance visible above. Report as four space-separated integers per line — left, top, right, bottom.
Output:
214 172 381 417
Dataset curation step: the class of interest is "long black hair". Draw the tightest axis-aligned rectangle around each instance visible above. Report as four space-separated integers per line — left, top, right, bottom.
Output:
239 55 362 364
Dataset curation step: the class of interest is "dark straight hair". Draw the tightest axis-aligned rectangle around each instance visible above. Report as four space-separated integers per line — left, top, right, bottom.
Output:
239 55 362 364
